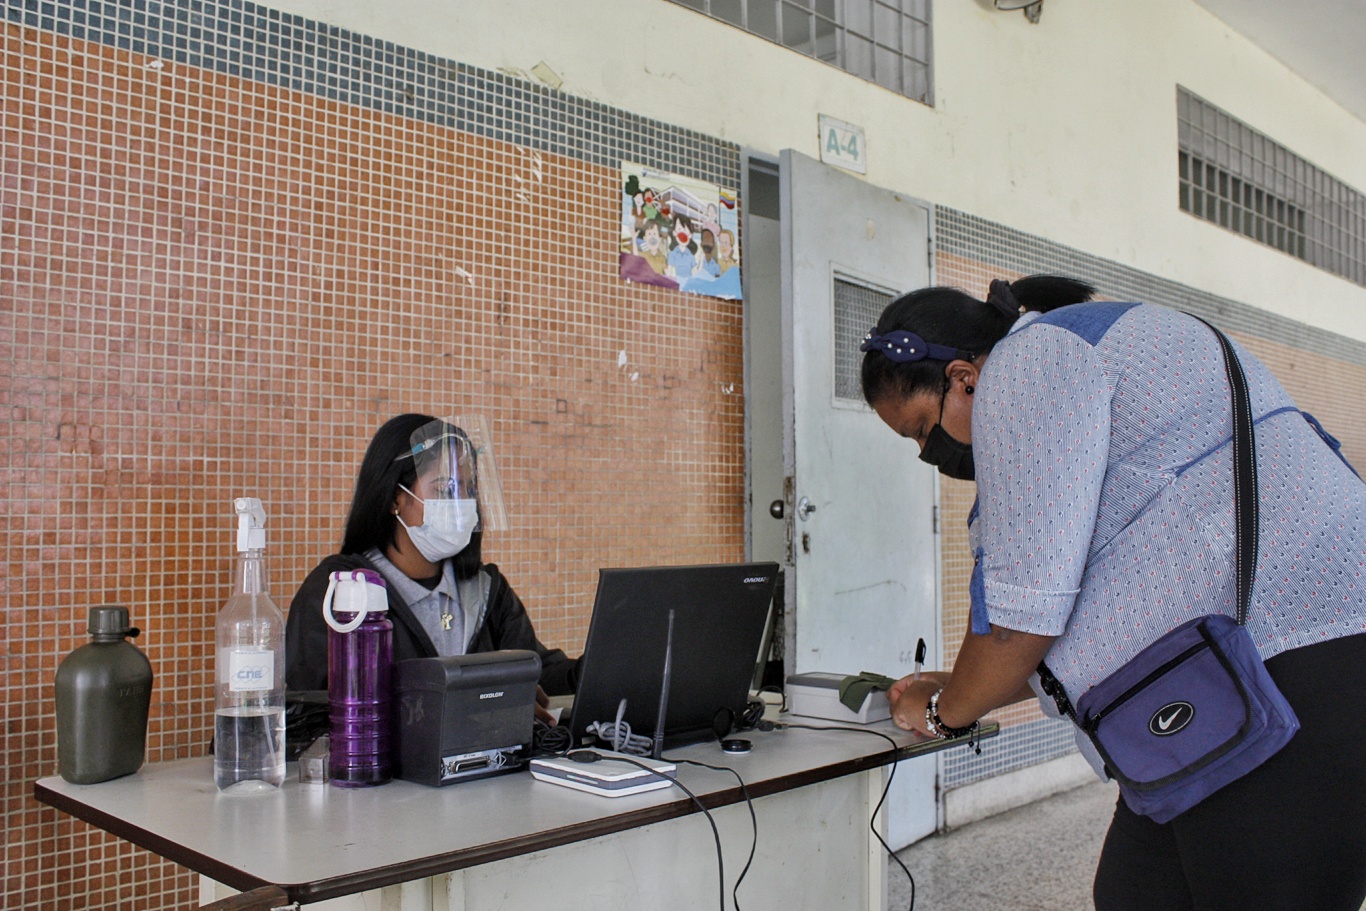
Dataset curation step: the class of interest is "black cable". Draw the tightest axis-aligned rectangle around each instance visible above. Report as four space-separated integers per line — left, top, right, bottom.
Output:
531 721 573 755
769 722 918 911
756 685 787 713
667 756 758 911
733 699 766 733
594 753 727 911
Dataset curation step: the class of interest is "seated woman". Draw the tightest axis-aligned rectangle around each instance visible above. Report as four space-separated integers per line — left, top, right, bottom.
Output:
285 413 577 721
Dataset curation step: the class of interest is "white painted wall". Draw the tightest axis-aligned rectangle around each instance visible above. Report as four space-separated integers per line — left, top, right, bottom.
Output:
258 0 1366 338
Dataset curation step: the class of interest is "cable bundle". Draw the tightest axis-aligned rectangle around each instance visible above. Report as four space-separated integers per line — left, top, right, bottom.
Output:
580 699 650 755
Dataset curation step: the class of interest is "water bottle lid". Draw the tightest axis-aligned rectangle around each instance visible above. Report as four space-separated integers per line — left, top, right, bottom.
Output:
352 568 386 589
323 570 388 633
88 605 136 637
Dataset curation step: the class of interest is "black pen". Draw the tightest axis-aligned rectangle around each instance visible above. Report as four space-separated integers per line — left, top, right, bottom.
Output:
914 638 927 681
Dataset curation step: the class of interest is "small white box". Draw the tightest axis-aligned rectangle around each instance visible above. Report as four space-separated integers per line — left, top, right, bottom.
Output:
529 750 677 797
786 672 891 724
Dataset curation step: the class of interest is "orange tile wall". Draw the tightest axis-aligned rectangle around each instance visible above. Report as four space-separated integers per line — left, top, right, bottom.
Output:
2 21 746 910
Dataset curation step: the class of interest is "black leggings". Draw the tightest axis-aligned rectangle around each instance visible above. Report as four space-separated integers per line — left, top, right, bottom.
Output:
1093 633 1366 911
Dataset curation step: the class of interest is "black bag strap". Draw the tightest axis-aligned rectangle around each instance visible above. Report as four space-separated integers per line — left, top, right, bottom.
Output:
1200 319 1258 625
1037 317 1258 720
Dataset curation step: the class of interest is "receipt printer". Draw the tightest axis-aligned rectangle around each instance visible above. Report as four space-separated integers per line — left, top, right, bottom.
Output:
394 650 540 786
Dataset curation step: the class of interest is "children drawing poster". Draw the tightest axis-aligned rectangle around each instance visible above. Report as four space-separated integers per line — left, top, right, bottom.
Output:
619 162 742 300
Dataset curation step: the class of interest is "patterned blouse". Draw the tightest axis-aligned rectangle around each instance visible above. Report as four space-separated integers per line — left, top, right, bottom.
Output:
967 302 1365 720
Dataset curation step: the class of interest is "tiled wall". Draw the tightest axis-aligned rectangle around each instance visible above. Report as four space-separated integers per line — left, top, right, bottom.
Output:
3 4 744 908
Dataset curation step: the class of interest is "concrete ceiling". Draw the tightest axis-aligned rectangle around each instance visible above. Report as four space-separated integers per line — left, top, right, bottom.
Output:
1194 0 1366 123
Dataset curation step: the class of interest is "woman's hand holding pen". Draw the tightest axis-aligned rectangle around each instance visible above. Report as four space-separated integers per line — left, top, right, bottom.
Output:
888 626 1054 734
888 672 950 734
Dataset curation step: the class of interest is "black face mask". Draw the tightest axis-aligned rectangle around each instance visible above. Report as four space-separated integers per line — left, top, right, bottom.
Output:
919 424 975 480
917 385 975 481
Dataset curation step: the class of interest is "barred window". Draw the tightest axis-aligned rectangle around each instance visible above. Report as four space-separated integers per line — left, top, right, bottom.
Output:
669 0 932 104
834 275 896 401
1178 88 1366 288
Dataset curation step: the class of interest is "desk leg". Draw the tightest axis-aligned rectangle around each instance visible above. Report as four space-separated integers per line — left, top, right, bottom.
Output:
867 765 890 911
437 871 463 911
390 878 434 911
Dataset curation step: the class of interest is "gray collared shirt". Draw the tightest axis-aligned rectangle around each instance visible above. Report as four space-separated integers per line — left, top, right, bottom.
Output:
364 548 467 656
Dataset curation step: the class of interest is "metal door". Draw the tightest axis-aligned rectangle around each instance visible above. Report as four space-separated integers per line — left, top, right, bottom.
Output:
778 149 938 846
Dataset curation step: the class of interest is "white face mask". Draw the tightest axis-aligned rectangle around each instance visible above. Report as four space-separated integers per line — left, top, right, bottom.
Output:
396 485 479 562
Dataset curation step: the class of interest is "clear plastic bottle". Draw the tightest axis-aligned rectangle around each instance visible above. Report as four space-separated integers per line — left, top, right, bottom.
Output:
215 497 286 792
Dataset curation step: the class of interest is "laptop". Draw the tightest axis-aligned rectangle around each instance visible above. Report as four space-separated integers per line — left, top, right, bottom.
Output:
568 562 780 750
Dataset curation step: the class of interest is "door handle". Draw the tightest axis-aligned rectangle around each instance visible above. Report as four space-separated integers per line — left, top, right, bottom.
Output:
769 499 785 519
796 496 816 521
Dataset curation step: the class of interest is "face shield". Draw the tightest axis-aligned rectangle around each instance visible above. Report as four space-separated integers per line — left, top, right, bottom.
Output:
396 416 508 533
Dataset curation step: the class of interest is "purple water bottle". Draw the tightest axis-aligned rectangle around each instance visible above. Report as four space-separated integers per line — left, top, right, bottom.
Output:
322 569 393 787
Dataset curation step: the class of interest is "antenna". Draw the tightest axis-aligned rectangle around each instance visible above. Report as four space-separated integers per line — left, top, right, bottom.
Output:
652 608 676 760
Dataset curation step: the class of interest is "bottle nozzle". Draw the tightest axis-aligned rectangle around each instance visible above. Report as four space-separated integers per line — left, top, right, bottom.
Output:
234 497 268 552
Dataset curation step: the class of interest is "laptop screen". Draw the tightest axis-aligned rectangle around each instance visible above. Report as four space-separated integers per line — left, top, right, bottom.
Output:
568 562 780 749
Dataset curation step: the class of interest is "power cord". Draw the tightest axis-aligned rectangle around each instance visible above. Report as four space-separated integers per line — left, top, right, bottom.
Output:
584 720 651 754
763 721 919 911
757 685 787 713
665 756 758 911
532 719 572 755
570 750 728 911
732 699 766 733
582 698 653 755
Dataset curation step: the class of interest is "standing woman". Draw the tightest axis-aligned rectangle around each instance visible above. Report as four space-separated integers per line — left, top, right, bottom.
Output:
286 414 577 712
861 276 1365 911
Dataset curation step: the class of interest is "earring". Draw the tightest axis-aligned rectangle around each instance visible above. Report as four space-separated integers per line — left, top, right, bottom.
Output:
965 385 975 395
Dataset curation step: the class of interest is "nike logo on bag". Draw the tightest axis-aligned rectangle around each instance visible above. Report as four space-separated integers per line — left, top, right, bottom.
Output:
1149 701 1195 736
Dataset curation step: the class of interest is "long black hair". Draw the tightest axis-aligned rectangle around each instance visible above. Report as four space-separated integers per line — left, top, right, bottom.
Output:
860 274 1096 406
340 413 484 579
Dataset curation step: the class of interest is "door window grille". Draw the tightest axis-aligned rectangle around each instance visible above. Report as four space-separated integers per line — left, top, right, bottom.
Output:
834 275 896 402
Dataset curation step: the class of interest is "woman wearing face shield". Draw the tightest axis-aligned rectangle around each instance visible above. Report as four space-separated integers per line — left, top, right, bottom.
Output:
285 413 577 726
860 277 1365 911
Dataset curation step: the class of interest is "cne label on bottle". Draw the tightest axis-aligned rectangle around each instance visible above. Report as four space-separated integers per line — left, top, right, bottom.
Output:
228 649 275 692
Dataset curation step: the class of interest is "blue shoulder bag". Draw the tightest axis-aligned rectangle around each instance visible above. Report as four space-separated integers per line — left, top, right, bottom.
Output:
1037 320 1299 824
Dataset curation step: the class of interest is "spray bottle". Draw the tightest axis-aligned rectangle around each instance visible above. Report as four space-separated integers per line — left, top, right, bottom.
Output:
214 497 286 791
322 569 393 787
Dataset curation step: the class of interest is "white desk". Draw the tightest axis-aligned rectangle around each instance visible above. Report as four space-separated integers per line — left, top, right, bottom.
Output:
35 718 994 910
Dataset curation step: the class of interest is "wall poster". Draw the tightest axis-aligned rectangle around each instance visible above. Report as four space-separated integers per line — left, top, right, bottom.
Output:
619 161 742 300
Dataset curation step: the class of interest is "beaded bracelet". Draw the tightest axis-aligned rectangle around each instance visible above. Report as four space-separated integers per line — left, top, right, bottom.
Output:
925 688 979 740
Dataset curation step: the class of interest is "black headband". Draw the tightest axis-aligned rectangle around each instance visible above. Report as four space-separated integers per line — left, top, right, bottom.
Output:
860 329 975 364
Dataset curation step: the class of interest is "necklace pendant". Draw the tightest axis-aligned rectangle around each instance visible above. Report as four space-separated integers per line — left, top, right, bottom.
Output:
440 612 453 631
